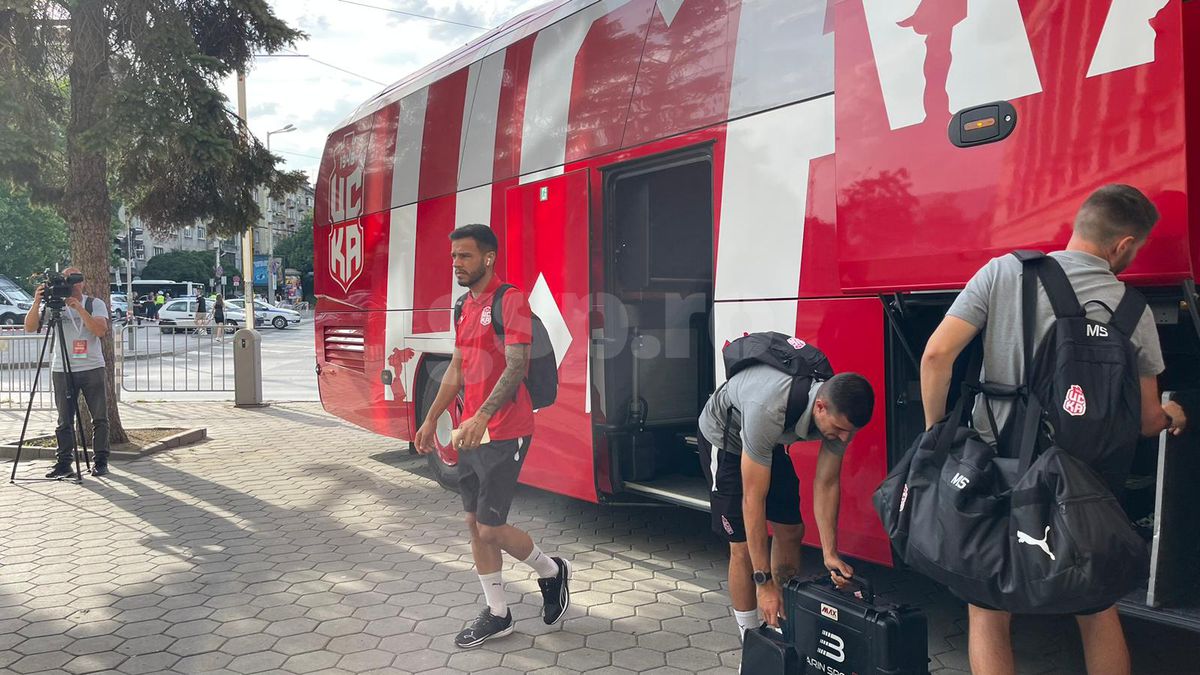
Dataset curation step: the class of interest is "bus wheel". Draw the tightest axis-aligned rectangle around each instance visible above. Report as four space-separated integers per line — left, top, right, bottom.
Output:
419 359 461 491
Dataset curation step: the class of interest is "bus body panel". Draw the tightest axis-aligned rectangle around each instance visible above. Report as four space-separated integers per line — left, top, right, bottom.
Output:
313 0 1197 581
834 0 1191 293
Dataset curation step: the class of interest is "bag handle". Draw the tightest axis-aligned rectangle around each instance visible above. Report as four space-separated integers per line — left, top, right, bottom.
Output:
932 345 982 456
830 570 875 604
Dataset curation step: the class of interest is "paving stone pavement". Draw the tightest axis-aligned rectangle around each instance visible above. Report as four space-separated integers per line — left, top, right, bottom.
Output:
0 401 1196 675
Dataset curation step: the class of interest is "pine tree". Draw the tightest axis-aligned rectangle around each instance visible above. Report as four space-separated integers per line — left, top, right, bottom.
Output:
1 0 307 442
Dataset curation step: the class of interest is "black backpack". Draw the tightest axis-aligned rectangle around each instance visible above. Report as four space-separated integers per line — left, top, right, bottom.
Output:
873 251 1151 613
454 284 558 410
722 332 834 432
1007 251 1146 494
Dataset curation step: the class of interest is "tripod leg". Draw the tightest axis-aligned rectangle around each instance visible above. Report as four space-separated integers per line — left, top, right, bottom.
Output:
10 327 55 482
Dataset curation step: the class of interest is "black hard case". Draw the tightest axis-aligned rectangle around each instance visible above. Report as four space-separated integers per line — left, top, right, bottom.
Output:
784 575 929 675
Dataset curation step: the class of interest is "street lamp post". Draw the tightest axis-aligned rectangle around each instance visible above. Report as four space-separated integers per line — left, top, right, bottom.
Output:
265 124 296 303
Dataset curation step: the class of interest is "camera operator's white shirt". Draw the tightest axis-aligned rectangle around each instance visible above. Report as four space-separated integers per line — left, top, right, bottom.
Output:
50 295 106 373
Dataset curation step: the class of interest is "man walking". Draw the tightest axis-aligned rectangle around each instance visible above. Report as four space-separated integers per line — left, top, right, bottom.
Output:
698 340 875 636
23 267 112 478
194 289 209 334
920 184 1187 675
415 223 570 649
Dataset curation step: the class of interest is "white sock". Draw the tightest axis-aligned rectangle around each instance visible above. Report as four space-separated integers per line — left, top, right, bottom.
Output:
479 572 507 615
734 608 760 639
523 545 559 578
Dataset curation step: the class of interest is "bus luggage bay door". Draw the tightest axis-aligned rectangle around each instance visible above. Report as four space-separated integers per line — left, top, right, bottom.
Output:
503 170 597 503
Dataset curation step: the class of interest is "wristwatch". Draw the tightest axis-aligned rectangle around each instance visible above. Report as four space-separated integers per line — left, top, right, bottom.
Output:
752 570 772 585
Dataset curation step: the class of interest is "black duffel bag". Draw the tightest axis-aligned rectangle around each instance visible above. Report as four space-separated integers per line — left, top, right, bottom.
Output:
874 386 1148 614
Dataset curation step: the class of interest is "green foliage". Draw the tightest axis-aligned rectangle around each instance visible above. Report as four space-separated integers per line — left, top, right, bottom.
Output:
0 181 68 287
140 249 221 286
274 209 313 274
0 1 308 236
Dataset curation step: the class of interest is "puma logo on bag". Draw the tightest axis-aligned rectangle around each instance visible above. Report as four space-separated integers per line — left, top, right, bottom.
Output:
1017 526 1056 561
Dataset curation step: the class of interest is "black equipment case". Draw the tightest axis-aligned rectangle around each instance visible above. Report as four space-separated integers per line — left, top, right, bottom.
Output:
785 575 929 675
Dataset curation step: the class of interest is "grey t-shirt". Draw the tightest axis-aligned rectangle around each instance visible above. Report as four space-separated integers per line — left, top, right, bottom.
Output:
947 250 1164 443
48 296 107 373
698 364 846 468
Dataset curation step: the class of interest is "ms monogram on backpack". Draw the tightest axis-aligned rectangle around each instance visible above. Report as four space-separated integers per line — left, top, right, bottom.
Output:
875 251 1150 613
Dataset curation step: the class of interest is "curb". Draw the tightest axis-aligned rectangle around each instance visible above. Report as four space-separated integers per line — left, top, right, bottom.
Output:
0 427 208 461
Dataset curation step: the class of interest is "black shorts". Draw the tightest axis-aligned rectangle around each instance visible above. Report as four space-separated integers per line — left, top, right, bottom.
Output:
968 599 1112 616
459 436 532 527
706 434 802 543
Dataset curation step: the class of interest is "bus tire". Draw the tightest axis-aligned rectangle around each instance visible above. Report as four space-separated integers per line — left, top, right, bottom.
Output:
418 359 461 491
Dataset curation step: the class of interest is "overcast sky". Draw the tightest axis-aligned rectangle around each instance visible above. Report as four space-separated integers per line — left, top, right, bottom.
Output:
220 0 547 186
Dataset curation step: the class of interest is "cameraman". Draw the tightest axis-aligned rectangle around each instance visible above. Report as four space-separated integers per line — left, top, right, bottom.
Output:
24 267 111 478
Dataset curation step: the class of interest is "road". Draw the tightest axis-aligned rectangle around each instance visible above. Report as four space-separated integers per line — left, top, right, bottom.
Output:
118 321 318 402
0 321 320 407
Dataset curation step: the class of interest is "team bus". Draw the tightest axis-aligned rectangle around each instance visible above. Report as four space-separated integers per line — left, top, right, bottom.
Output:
110 279 203 300
314 0 1200 629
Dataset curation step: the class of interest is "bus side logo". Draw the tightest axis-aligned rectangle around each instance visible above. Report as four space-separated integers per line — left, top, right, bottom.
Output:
329 221 364 293
329 131 366 223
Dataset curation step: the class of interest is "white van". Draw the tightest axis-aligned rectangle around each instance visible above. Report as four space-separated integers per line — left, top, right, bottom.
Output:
0 276 34 326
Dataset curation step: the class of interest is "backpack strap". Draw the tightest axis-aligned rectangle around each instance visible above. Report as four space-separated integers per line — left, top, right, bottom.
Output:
1109 286 1147 338
452 293 468 326
1013 252 1043 377
783 375 811 433
490 284 515 339
84 296 94 316
1033 257 1085 319
1013 252 1053 471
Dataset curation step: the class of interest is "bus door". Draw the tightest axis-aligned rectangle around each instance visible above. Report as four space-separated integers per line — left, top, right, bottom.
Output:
503 170 597 503
595 148 716 510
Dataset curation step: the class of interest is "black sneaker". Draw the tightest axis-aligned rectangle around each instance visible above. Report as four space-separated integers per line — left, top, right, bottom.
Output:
537 557 572 625
454 608 513 649
90 463 108 477
44 463 75 479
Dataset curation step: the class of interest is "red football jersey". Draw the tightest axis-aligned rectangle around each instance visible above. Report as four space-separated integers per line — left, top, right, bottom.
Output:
455 275 534 440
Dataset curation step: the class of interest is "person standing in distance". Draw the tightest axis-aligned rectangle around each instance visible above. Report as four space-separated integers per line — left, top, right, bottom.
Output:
23 267 111 478
921 184 1187 675
415 223 571 649
194 288 209 334
699 346 875 635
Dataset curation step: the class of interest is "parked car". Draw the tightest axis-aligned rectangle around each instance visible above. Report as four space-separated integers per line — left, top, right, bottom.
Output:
0 275 33 326
109 293 128 319
157 299 261 333
224 298 302 330
0 290 33 326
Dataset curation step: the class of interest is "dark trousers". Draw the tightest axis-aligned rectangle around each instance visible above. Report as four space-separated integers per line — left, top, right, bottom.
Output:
52 367 109 464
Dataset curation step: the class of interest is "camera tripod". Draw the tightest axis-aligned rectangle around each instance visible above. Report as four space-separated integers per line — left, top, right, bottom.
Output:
9 302 93 483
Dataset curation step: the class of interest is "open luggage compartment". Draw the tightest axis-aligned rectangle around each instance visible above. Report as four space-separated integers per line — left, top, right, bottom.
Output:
884 287 1200 631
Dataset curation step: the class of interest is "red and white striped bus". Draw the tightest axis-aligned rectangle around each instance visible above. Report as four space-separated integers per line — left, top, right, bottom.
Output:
315 0 1200 629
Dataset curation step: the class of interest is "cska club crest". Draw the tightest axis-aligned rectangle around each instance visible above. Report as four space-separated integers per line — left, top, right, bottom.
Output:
329 131 366 223
1062 384 1087 417
329 221 364 293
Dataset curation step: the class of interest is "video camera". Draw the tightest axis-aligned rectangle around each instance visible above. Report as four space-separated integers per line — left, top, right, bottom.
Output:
34 269 83 310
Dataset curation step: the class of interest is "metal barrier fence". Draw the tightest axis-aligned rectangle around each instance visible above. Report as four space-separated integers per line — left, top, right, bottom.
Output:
0 328 55 410
119 323 234 392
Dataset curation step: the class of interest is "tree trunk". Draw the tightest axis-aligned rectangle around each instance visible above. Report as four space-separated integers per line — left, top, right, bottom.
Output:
64 0 127 445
